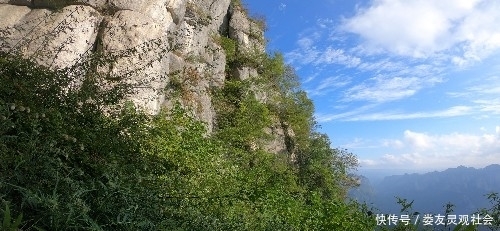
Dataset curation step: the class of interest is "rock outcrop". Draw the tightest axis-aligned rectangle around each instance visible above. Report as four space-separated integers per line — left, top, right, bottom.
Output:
0 0 294 156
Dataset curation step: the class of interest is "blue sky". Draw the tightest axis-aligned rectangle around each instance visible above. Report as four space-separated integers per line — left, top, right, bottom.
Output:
244 0 500 172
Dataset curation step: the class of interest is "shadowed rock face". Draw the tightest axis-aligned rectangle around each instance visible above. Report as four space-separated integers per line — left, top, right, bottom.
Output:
0 0 292 155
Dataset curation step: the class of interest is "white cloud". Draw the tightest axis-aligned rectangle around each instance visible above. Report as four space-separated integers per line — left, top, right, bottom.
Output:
285 27 361 68
317 105 472 122
302 73 318 84
286 49 319 66
475 99 500 114
357 59 406 73
382 139 405 149
404 130 433 150
359 159 378 167
288 0 500 130
343 1 452 57
339 137 385 150
465 76 500 94
447 76 500 114
344 76 419 102
297 36 316 48
343 75 441 103
308 75 351 96
278 3 286 11
286 44 360 68
352 106 472 121
362 128 500 169
314 47 361 67
342 0 500 63
317 18 334 29
285 32 322 65
315 104 379 122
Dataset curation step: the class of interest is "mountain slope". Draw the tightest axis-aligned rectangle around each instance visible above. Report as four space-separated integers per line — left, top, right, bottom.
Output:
351 164 500 215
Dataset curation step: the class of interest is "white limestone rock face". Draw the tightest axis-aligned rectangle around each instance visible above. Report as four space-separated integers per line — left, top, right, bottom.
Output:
101 10 172 114
205 38 226 87
226 3 266 98
233 66 257 81
173 0 229 55
167 0 186 24
263 120 296 161
0 4 30 53
108 0 174 31
0 4 31 30
1 5 102 69
73 0 107 9
207 0 231 31
264 123 287 155
165 0 231 131
228 4 264 53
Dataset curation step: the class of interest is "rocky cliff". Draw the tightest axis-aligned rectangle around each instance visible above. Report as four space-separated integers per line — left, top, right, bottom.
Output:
0 0 294 156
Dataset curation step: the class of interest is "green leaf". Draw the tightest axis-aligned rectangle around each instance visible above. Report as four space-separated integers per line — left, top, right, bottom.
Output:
12 213 22 230
2 204 11 229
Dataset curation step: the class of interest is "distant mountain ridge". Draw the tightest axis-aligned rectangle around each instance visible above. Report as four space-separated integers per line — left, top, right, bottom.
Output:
350 164 500 215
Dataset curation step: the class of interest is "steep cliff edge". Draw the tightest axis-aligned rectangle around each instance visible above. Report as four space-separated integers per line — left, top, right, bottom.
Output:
0 0 294 156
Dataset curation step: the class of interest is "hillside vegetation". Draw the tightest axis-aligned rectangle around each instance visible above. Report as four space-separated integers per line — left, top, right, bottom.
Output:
0 16 374 230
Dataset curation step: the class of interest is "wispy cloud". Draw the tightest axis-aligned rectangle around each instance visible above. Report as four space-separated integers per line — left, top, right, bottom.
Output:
285 31 321 66
461 76 500 95
314 47 361 67
339 138 383 150
357 59 406 73
302 73 318 84
286 44 360 68
285 28 361 68
278 3 286 11
349 106 472 121
315 104 378 122
475 99 500 114
307 75 351 96
343 75 442 103
360 127 500 169
447 75 500 114
317 105 472 122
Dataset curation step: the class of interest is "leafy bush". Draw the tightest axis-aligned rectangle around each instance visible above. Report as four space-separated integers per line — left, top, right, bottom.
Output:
0 46 381 230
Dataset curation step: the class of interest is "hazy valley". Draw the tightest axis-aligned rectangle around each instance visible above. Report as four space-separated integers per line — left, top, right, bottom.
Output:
351 164 500 216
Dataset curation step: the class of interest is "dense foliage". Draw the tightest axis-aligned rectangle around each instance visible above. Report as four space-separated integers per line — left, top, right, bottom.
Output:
0 36 377 231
